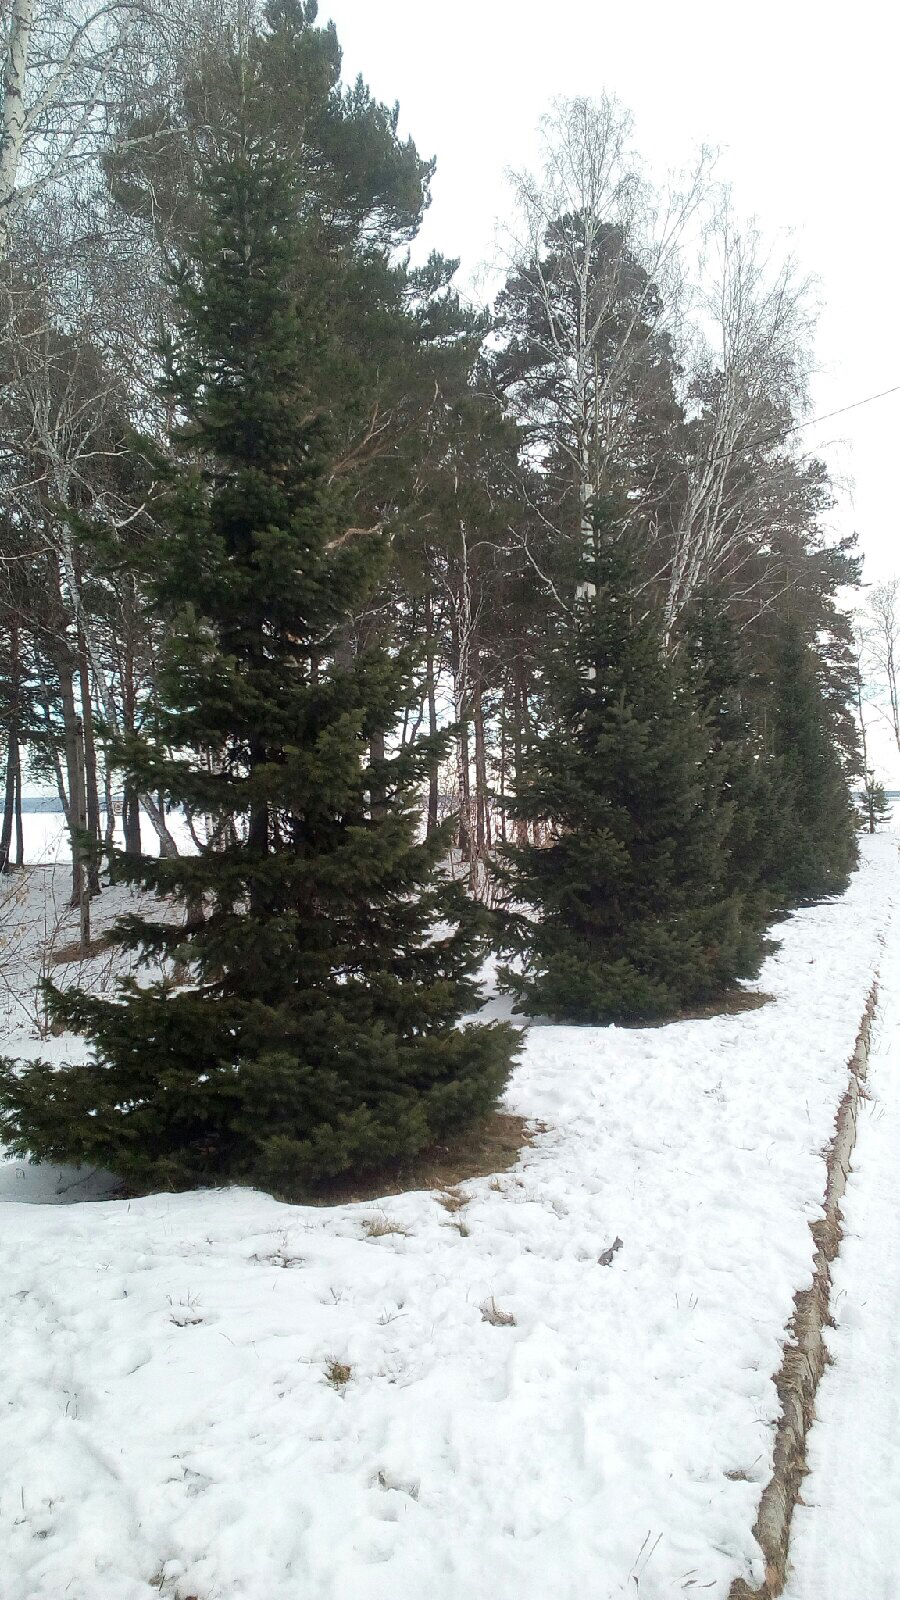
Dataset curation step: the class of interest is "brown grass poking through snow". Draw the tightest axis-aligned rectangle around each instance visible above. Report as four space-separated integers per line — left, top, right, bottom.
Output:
361 1215 410 1239
324 1359 352 1389
304 1112 541 1207
52 934 113 964
636 989 774 1028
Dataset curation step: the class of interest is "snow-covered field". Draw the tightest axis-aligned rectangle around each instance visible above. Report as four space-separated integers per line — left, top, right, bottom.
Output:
1 838 897 1600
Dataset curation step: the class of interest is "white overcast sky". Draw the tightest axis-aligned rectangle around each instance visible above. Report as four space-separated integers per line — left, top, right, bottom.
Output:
322 0 900 778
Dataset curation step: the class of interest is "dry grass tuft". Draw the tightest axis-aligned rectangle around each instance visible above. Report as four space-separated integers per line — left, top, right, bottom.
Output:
444 1218 471 1237
361 1214 410 1239
325 1358 352 1389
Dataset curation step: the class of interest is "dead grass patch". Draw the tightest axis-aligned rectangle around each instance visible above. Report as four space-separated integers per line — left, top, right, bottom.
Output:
324 1358 352 1389
361 1215 410 1239
303 1112 541 1207
52 933 112 964
631 989 774 1028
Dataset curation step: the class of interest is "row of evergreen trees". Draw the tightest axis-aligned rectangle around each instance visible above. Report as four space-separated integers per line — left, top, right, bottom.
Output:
499 515 857 1025
0 5 861 1194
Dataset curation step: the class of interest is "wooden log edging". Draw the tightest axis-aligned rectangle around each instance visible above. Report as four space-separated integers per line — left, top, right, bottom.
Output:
729 982 879 1600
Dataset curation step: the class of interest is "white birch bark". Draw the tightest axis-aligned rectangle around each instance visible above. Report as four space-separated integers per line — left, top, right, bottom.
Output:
0 0 146 261
0 0 34 260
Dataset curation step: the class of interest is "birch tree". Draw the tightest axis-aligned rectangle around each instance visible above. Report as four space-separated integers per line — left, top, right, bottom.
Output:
859 578 900 754
0 0 149 260
661 203 816 635
0 244 178 884
497 95 711 596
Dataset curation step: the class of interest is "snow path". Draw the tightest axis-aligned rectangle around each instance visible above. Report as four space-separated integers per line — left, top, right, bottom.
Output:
1 840 898 1600
783 854 900 1600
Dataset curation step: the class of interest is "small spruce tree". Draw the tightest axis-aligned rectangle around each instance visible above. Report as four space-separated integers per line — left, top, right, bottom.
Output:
0 136 516 1193
497 509 765 1024
858 771 893 834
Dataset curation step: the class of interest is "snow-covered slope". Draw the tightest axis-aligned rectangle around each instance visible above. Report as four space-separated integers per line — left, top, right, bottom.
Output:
2 839 897 1600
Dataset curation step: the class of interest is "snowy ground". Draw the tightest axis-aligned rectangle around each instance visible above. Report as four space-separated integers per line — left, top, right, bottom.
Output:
783 871 900 1600
1 838 898 1600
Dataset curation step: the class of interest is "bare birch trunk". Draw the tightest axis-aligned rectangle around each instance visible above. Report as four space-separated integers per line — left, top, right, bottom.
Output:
0 0 33 261
78 637 102 893
13 738 23 865
425 585 439 836
0 620 20 873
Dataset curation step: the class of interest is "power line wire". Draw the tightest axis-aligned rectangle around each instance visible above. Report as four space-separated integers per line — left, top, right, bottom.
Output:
707 381 900 466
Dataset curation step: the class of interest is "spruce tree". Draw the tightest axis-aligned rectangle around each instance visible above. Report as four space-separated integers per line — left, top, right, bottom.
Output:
683 599 775 952
497 508 765 1025
761 620 858 903
858 771 893 834
0 136 516 1193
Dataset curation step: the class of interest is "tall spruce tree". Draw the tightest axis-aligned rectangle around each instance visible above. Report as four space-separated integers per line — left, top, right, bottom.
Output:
497 507 766 1024
683 598 775 948
761 620 858 903
0 134 516 1193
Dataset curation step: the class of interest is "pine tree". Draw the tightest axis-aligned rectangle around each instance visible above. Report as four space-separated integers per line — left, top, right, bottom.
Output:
497 508 765 1024
858 771 893 834
0 135 516 1193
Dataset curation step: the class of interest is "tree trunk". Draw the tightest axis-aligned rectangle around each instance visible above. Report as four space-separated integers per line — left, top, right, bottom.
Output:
72 715 90 950
58 658 87 913
472 666 490 855
513 658 529 847
247 713 269 913
450 615 473 863
0 0 34 261
103 759 116 858
122 782 142 854
369 729 386 817
0 729 17 874
425 586 439 836
456 716 472 860
498 699 507 846
1 620 20 873
142 791 178 857
13 737 23 865
78 639 102 893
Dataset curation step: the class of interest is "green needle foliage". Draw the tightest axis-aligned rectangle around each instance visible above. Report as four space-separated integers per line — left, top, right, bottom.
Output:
858 771 893 834
683 598 775 951
497 506 769 1024
761 620 858 903
0 133 516 1193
